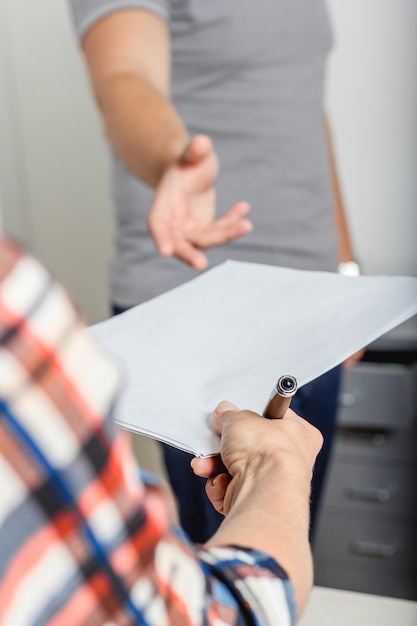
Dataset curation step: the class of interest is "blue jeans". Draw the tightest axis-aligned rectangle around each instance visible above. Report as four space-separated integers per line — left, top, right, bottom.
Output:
112 305 341 543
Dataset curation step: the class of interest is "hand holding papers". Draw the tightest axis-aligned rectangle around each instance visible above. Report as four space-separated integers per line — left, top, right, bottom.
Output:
90 261 417 457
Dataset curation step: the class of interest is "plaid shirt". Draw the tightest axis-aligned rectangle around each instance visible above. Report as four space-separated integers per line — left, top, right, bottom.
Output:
0 237 295 626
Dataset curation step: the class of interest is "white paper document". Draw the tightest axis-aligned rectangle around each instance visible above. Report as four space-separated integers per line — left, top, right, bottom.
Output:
90 261 417 457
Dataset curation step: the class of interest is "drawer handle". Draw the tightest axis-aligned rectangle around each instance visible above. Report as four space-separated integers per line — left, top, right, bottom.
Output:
349 539 396 559
346 485 391 502
339 392 357 407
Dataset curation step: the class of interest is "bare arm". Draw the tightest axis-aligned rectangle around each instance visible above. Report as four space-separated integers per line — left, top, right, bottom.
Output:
82 10 187 186
192 402 323 615
81 11 252 269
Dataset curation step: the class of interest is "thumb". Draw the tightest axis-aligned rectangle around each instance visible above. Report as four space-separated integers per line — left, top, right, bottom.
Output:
180 134 213 166
214 400 239 416
212 400 239 435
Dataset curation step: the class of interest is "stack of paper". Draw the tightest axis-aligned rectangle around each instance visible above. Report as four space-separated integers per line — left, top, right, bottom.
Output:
90 261 417 457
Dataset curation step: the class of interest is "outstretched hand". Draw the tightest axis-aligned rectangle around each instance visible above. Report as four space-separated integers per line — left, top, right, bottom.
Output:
147 135 253 270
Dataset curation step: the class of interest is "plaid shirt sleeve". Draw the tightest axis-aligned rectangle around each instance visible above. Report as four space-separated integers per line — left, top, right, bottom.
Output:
0 237 296 626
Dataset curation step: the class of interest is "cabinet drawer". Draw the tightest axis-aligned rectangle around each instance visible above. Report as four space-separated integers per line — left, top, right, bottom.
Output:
314 515 417 572
320 461 417 517
338 361 417 429
334 425 417 465
314 559 417 601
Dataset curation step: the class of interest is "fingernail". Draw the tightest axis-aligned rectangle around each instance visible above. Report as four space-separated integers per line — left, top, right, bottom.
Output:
214 400 237 416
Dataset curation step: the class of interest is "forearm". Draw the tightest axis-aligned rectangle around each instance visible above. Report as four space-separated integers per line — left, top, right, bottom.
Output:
206 458 313 614
82 10 189 188
95 72 189 186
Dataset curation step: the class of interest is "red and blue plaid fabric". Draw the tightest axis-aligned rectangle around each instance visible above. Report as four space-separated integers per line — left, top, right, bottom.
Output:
0 237 295 625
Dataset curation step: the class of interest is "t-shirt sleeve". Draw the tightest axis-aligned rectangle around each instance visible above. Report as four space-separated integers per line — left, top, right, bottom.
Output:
68 0 169 40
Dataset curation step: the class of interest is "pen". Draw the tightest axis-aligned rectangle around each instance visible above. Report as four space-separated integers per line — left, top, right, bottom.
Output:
263 375 298 419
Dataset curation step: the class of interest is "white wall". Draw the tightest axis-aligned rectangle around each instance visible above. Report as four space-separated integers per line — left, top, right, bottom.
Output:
0 0 114 324
326 0 417 278
0 0 167 478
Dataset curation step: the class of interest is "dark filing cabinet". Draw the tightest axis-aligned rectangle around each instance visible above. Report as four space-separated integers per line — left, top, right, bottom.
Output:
313 331 417 601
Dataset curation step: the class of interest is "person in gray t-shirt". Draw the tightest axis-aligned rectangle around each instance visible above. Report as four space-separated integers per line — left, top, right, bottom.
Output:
68 0 360 542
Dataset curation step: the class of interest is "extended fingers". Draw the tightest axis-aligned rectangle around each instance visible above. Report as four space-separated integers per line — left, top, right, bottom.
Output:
219 201 251 221
196 202 253 249
166 200 252 257
173 240 208 270
148 210 209 269
147 213 175 257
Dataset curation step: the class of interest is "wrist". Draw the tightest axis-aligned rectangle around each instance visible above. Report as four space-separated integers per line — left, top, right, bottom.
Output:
154 134 190 183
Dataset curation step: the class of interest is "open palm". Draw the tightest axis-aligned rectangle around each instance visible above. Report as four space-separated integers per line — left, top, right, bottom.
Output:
147 135 252 270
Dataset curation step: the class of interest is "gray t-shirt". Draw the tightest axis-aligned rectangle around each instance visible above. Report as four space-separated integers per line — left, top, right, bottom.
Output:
70 0 338 307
